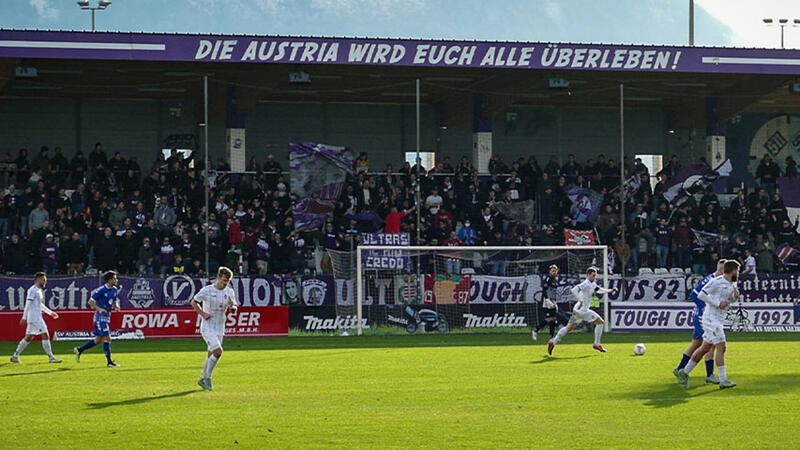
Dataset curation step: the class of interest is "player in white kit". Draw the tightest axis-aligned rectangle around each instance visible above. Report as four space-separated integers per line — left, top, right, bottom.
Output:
676 260 739 389
10 272 62 363
191 266 238 391
548 267 616 355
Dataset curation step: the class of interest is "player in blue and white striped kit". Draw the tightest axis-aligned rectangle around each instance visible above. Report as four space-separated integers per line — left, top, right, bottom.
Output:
672 259 725 384
74 271 121 367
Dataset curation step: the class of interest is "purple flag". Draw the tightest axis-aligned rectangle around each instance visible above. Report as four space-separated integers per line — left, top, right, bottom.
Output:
662 164 718 205
566 186 603 223
290 142 356 231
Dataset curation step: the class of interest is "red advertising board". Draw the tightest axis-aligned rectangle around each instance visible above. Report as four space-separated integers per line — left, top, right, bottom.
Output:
0 307 288 341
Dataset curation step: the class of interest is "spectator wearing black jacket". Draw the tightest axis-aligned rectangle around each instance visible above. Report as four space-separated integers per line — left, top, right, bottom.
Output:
3 234 27 274
62 232 87 274
94 227 117 271
117 229 138 274
756 154 781 194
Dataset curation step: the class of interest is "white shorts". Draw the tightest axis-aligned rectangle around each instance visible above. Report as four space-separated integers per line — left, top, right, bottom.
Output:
702 322 726 344
25 319 48 336
201 331 224 352
570 309 601 324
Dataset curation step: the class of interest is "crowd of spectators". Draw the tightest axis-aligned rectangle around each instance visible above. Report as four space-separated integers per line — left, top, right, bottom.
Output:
0 142 797 277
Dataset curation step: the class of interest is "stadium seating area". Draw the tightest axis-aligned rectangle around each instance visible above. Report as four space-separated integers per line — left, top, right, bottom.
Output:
0 144 797 276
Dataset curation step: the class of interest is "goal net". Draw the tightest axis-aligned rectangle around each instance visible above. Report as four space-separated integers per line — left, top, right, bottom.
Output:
335 245 609 336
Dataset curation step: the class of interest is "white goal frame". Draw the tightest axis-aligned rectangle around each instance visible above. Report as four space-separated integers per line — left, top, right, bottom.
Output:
355 245 609 336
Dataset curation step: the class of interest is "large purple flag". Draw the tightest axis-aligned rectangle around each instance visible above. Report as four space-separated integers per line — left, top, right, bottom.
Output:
662 163 718 205
566 186 603 223
290 142 356 231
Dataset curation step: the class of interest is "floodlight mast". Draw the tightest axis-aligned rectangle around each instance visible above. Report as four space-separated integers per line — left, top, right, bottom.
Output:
77 1 112 32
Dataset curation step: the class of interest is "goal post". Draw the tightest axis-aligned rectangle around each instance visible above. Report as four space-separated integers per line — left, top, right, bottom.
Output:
354 245 609 336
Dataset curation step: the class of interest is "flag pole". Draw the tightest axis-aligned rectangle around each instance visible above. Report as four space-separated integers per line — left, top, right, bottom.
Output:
204 75 210 276
619 83 626 282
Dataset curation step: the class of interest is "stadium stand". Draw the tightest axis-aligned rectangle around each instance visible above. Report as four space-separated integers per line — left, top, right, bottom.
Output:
0 146 795 276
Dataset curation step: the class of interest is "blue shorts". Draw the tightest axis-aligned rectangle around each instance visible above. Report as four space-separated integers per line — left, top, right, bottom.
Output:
692 312 704 340
93 320 110 337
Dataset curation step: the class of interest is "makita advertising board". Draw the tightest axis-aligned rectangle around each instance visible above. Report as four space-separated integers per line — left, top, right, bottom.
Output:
289 304 537 333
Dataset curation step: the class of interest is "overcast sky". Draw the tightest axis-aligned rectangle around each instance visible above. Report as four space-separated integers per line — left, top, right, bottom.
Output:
4 0 800 49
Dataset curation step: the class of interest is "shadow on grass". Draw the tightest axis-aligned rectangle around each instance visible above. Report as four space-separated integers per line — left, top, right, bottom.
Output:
530 355 593 364
1 367 72 377
624 373 800 409
86 390 197 409
1 332 795 354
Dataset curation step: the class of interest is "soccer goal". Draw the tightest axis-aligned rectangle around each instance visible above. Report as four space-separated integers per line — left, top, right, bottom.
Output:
346 245 609 336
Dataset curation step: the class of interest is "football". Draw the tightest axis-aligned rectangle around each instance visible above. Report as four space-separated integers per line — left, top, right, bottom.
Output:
633 343 646 356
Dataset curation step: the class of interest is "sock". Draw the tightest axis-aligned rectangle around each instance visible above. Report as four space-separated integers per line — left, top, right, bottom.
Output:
677 353 691 370
102 342 112 364
206 355 219 379
78 339 96 353
705 359 715 377
41 339 54 358
552 326 569 345
201 357 211 379
718 365 727 381
13 338 30 356
593 324 603 346
548 322 556 337
683 359 698 375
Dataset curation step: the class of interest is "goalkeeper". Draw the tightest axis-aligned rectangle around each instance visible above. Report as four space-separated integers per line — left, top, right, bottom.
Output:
532 265 569 341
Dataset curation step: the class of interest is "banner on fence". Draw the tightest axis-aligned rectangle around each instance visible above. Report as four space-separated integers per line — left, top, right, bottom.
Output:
361 233 410 269
611 302 800 332
0 307 288 341
0 275 284 311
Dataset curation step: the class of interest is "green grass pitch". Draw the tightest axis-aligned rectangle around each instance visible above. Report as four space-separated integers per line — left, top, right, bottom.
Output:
1 332 798 448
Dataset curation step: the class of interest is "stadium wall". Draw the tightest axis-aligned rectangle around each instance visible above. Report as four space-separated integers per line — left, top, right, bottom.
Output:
2 98 697 172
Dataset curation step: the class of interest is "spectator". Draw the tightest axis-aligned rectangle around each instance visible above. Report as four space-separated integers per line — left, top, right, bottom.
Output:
425 187 443 215
154 195 177 230
654 218 672 268
255 233 270 274
94 227 116 271
28 202 50 234
742 248 757 275
108 202 128 230
385 206 411 233
171 254 187 274
3 185 20 237
786 156 798 177
117 229 138 274
30 146 50 173
4 235 26 273
458 220 477 245
355 152 369 174
756 154 780 194
755 235 775 274
137 237 155 275
39 233 59 274
62 232 87 274
159 236 175 275
88 142 108 181
673 218 692 268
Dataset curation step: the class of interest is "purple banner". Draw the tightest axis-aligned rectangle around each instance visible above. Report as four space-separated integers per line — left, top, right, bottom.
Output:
290 141 356 231
0 275 283 311
611 302 800 332
2 30 800 75
737 274 800 303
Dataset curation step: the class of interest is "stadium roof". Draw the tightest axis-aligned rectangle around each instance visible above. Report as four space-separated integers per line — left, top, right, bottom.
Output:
1 29 798 128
